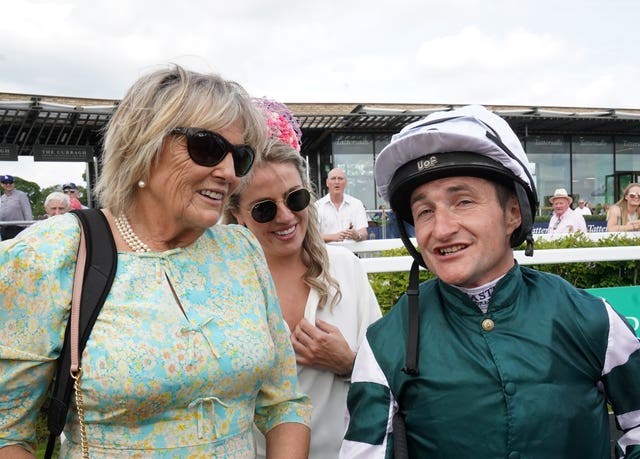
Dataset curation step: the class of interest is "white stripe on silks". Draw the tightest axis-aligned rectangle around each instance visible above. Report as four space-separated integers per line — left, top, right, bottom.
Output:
617 408 640 431
339 438 388 459
616 424 640 457
351 338 390 387
602 300 640 375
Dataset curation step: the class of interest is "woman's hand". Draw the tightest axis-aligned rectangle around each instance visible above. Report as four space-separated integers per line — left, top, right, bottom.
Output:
291 318 356 376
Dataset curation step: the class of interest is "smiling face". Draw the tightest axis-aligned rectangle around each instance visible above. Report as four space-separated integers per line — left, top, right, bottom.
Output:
138 119 244 239
232 162 308 262
1 181 15 192
410 176 521 288
625 185 640 207
551 197 571 216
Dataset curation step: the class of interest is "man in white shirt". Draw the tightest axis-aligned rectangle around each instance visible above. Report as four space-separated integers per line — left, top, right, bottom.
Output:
315 168 368 243
547 188 587 234
575 199 592 216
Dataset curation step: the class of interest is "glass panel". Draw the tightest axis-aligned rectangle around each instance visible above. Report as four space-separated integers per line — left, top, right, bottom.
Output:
605 175 615 211
572 136 613 209
331 134 376 210
525 135 570 216
616 137 640 171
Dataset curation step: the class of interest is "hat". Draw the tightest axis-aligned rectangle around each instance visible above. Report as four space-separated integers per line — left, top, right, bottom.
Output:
549 188 573 204
375 105 538 251
1 174 14 183
62 182 78 191
253 97 302 152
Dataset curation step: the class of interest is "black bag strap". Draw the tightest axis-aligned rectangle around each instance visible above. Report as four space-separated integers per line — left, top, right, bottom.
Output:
44 209 117 458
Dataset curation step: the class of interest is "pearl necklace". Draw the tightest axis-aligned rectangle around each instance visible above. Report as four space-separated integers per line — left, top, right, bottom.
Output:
114 214 151 253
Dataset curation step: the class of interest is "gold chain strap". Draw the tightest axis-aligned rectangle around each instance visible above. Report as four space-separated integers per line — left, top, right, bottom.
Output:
71 368 90 458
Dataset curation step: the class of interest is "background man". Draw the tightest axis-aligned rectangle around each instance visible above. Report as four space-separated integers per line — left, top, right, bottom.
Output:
316 168 368 243
0 174 33 240
576 198 593 215
547 188 587 234
62 182 87 210
340 105 640 458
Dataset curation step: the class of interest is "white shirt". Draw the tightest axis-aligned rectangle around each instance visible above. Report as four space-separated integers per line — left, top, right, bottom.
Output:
316 193 369 235
548 208 588 234
575 206 592 216
254 245 382 459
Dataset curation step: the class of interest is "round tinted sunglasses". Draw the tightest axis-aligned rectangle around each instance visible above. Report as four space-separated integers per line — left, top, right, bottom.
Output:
250 188 311 223
170 127 255 177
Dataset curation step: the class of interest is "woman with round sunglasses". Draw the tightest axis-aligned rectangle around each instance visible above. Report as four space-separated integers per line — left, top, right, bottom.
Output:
607 182 640 232
225 138 381 459
0 66 310 458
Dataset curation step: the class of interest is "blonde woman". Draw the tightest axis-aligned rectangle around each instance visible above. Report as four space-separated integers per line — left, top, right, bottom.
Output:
607 182 640 232
225 135 381 459
0 66 310 458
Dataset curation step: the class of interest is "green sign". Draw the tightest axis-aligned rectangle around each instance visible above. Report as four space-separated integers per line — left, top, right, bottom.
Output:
587 286 640 336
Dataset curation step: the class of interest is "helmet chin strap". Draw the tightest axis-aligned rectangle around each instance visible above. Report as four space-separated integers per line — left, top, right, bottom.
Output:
395 217 423 375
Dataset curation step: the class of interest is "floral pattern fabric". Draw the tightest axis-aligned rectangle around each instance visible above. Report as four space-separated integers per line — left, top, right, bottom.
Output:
0 213 310 457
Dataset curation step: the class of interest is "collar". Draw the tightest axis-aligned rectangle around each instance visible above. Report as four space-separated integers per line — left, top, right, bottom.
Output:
438 263 521 315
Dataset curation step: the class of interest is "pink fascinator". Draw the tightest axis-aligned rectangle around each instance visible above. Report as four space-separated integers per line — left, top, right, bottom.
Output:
253 97 302 152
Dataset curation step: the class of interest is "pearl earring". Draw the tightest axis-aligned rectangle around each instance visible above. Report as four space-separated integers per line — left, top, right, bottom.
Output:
138 180 146 188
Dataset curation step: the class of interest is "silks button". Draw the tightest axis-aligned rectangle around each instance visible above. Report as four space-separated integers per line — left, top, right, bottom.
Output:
481 318 495 331
504 382 516 395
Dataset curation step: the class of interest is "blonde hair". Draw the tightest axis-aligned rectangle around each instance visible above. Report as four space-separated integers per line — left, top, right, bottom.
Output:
615 182 640 223
225 140 342 310
95 64 267 216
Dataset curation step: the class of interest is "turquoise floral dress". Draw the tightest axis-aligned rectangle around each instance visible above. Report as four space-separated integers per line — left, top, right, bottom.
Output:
0 213 310 458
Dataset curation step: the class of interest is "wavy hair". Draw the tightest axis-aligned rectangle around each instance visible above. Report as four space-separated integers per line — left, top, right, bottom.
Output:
224 139 342 310
95 64 267 216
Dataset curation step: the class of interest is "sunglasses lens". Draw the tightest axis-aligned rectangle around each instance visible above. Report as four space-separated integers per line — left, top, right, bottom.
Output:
250 189 310 224
286 189 311 211
251 201 277 223
628 193 640 199
232 146 255 177
187 131 227 167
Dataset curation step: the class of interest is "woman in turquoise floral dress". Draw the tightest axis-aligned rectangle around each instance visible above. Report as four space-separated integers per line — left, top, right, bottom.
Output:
0 65 311 458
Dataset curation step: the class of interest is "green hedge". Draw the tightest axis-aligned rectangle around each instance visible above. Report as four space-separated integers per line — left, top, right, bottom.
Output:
368 233 640 315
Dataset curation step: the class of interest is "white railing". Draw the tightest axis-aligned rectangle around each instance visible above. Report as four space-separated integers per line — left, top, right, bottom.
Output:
340 232 640 274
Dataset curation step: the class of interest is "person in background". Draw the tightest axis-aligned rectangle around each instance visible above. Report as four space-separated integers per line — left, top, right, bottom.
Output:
0 174 33 240
316 168 368 243
224 99 381 459
547 188 587 234
0 65 310 458
607 182 640 232
575 198 592 216
340 105 640 458
43 191 71 217
62 182 87 209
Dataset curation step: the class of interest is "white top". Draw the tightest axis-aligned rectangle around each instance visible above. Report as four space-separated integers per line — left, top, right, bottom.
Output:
254 244 382 459
575 206 592 216
548 208 588 234
316 193 369 235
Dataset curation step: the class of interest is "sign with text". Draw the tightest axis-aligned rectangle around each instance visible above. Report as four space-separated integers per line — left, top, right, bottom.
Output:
0 144 18 161
32 145 93 162
587 286 640 337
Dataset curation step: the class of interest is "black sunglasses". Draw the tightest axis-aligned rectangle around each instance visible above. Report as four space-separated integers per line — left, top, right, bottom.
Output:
170 127 255 177
250 188 311 223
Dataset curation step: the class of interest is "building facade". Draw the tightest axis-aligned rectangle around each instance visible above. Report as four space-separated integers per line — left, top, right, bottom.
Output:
1 94 640 215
